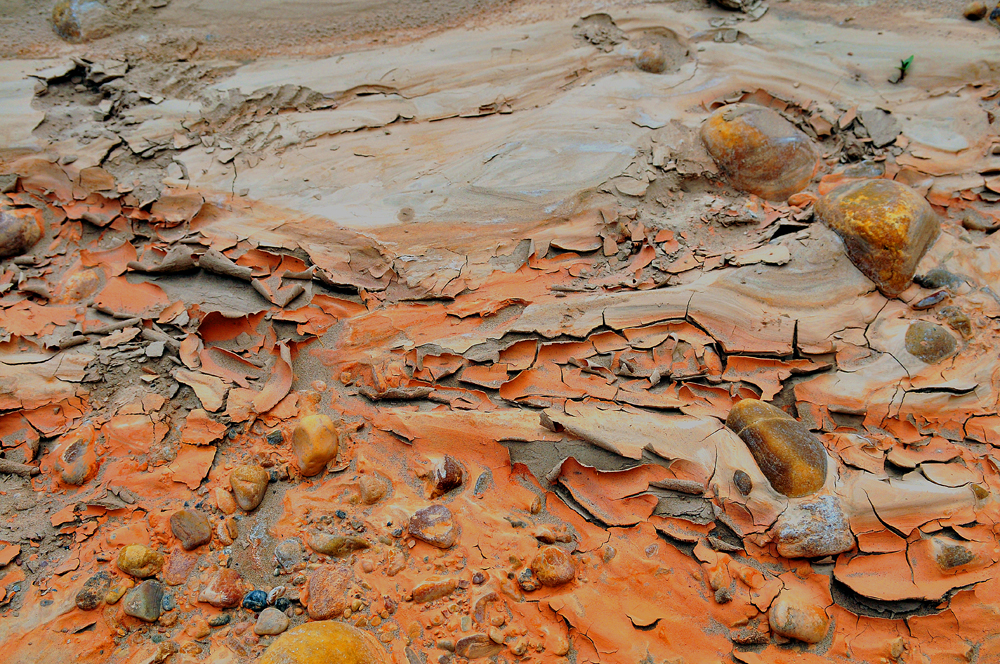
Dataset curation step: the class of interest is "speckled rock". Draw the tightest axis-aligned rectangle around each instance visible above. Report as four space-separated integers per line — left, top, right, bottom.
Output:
291 414 340 476
259 621 390 664
306 565 353 620
117 544 164 578
411 577 458 603
75 571 111 610
904 320 957 364
768 588 830 644
53 424 98 485
230 464 269 511
530 546 576 586
429 456 464 498
243 589 269 612
816 179 940 297
358 474 389 504
51 0 118 43
308 533 370 557
274 538 304 569
163 549 199 586
122 580 164 623
408 505 458 549
701 103 818 201
170 509 212 550
726 399 828 498
456 634 504 659
773 494 855 558
198 568 244 608
255 607 291 635
0 208 44 258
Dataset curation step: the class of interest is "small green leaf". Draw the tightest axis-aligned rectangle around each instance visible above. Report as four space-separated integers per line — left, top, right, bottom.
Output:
900 55 914 71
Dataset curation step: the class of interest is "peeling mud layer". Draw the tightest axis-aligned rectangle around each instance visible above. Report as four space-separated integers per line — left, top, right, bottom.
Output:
2 1 1000 663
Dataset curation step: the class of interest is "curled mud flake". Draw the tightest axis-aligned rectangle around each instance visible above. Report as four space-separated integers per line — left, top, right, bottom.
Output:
816 179 940 297
53 424 98 485
51 0 117 42
198 568 244 608
411 577 459 603
308 533 370 557
117 544 164 578
291 414 340 477
700 103 819 201
904 321 957 364
0 208 44 259
937 306 973 339
733 469 753 496
429 455 464 498
122 580 164 623
359 474 390 504
726 399 828 498
75 571 111 610
408 505 459 549
259 621 390 664
230 464 269 511
169 509 212 550
768 588 830 644
306 565 354 620
530 546 576 587
772 494 855 558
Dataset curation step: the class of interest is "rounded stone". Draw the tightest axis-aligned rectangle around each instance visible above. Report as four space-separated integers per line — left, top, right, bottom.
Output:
407 505 459 549
243 589 269 612
51 0 117 42
816 179 940 297
358 474 389 504
198 568 244 608
274 538 304 569
75 571 111 610
773 494 855 558
117 544 164 579
230 464 269 511
255 607 291 636
429 456 463 498
904 321 957 364
308 533 369 557
291 414 340 477
701 103 819 201
768 588 830 644
170 509 212 551
122 580 164 623
53 424 98 486
964 0 988 19
0 208 44 259
259 621 390 664
530 546 576 587
306 565 353 620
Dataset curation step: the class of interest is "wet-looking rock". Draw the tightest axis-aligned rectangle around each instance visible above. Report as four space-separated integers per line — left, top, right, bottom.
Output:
170 509 212 550
530 546 576 586
292 414 340 477
259 621 389 664
75 571 111 610
117 544 164 578
700 103 819 201
408 505 459 549
725 399 827 498
429 456 464 498
816 179 940 297
230 464 269 511
768 587 830 643
0 208 44 259
308 533 369 557
904 320 957 364
198 568 244 608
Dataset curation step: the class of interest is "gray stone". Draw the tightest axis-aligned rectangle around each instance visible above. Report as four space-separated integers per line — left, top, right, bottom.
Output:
254 607 290 635
122 580 164 622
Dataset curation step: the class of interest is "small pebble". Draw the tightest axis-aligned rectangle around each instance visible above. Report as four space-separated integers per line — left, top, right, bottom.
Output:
122 580 164 623
75 571 111 611
117 544 164 578
230 464 269 511
358 474 389 504
531 546 576 587
170 509 213 550
964 0 988 20
306 565 353 620
429 456 464 498
291 414 340 476
408 505 459 549
308 533 370 557
254 607 291 635
242 590 269 612
198 569 244 608
208 613 232 627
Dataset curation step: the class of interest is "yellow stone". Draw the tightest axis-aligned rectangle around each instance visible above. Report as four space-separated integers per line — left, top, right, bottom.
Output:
700 103 818 201
259 621 390 664
291 414 340 477
725 399 827 498
816 178 940 297
116 544 164 579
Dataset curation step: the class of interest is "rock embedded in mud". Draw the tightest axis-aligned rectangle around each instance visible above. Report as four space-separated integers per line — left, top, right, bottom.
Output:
51 0 117 42
306 565 353 620
904 320 957 363
816 179 940 297
163 549 199 585
259 621 389 664
530 546 576 587
964 0 988 19
408 505 459 548
292 414 340 477
430 456 464 498
700 103 819 201
733 470 753 496
932 537 975 570
358 474 389 504
726 399 828 498
198 568 244 608
117 544 164 578
0 208 44 259
53 424 98 485
274 538 304 569
768 588 830 644
456 634 504 659
635 42 668 73
937 306 973 339
773 494 855 558
122 580 164 623
308 533 369 557
411 577 459 603
255 607 290 636
170 509 212 550
230 464 269 511
75 571 111 610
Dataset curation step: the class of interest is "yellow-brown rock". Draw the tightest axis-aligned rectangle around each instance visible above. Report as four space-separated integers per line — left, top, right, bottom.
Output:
768 588 831 644
726 399 827 498
291 414 340 477
816 179 940 297
116 544 164 579
530 546 576 586
230 464 269 511
0 208 44 258
904 321 957 364
700 103 818 201
259 621 390 664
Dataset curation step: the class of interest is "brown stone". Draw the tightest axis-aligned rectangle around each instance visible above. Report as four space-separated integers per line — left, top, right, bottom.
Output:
701 103 818 201
411 577 458 603
75 571 111 610
816 179 940 297
0 208 44 258
768 588 830 644
964 0 988 19
307 565 353 620
117 544 164 578
163 549 200 586
429 456 464 498
198 568 244 608
904 321 957 364
291 414 340 477
408 505 459 549
185 617 211 639
773 494 855 558
170 509 212 550
230 464 269 511
215 487 238 515
530 546 576 586
308 533 370 557
726 399 828 498
358 474 389 504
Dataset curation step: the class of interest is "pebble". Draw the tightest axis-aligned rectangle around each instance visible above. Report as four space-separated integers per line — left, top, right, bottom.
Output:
198 568 244 608
117 544 164 578
530 546 576 587
816 179 940 297
932 536 975 570
733 470 753 496
208 613 231 627
51 0 117 42
411 577 458 603
904 321 957 364
455 634 503 659
170 509 212 550
54 425 98 485
773 495 855 558
358 474 389 504
726 399 827 498
964 0 988 19
163 549 200 586
0 208 44 259
230 464 269 511
274 539 304 569
215 488 238 515
430 456 464 498
259 621 390 664
516 568 541 592
255 607 291 635
635 42 667 74
700 103 818 201
291 414 340 476
308 533 370 557
938 306 973 339
768 588 830 643
105 581 130 605
274 597 291 612
122 580 164 623
75 571 111 610
185 617 211 639
408 505 459 549
307 565 353 620
243 589 269 612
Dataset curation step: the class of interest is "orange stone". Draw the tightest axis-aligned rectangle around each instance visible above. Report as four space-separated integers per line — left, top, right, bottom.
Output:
725 399 827 498
291 414 340 477
768 587 830 643
700 103 818 201
816 178 940 297
259 621 389 664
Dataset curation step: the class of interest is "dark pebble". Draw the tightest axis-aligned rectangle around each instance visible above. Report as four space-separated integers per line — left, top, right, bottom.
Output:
913 268 961 290
208 613 231 627
75 571 111 611
266 430 284 445
242 590 268 612
161 593 176 612
335 509 347 519
733 470 753 496
913 290 949 310
274 597 290 612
